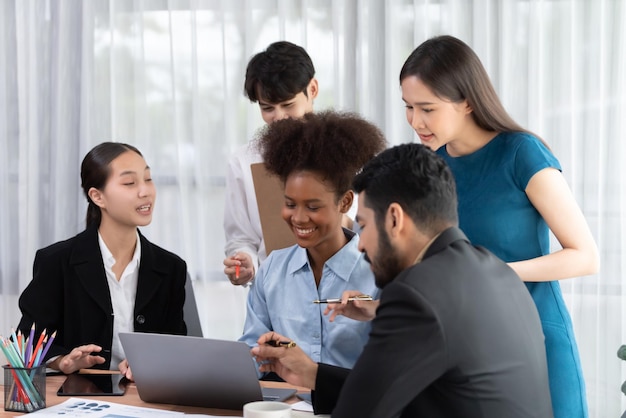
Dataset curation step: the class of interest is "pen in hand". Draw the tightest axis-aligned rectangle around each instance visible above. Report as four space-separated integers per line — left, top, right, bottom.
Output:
312 294 373 304
265 340 297 348
90 349 111 357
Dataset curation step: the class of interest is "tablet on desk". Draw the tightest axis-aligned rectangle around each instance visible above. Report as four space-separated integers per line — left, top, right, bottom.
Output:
57 373 128 396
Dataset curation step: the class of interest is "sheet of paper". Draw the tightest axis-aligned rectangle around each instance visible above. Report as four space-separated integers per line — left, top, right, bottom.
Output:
291 400 314 412
28 397 319 417
185 415 241 417
29 397 183 417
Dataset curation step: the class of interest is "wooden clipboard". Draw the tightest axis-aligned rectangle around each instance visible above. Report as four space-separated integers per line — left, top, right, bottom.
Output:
250 163 297 255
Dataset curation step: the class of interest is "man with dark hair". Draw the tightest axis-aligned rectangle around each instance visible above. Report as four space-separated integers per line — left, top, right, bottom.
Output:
223 41 318 286
243 41 316 107
251 143 553 417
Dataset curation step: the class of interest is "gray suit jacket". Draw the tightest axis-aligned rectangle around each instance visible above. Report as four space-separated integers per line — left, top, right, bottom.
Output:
313 227 553 417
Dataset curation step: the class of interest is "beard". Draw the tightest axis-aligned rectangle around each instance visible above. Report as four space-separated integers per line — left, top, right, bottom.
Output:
367 226 405 289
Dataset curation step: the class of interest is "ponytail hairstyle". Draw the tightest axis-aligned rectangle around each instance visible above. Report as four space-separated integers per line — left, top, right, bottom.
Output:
80 142 143 228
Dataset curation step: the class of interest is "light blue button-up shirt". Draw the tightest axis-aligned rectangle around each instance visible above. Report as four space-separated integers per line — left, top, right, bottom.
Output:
239 232 379 371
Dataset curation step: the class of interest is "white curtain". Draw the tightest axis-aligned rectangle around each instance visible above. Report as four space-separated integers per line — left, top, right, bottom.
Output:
1 0 624 415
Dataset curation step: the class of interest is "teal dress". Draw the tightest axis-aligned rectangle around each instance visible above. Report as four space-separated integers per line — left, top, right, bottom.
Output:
438 132 588 418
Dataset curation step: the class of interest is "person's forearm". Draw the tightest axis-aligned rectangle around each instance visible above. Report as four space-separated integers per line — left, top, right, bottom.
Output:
508 248 599 282
300 362 318 389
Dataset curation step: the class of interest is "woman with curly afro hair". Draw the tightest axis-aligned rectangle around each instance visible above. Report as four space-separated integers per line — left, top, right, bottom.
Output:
239 110 387 376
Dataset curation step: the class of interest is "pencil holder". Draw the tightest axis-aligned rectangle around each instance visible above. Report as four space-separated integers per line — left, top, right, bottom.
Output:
3 364 46 413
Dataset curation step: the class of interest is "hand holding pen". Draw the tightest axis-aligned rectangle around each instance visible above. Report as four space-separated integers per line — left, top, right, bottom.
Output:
312 294 373 304
320 290 379 323
252 332 317 390
223 252 255 286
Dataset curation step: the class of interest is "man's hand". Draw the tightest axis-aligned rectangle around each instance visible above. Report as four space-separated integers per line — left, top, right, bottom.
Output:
251 332 318 389
324 290 379 322
223 252 255 285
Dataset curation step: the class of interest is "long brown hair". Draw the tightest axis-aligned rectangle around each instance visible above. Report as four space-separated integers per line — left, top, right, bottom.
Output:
400 35 537 138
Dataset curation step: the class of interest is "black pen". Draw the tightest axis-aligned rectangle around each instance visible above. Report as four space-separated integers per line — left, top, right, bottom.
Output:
265 340 297 348
312 294 373 304
89 349 111 356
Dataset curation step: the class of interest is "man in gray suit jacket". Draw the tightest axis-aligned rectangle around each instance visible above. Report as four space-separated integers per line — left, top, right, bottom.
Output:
251 143 553 417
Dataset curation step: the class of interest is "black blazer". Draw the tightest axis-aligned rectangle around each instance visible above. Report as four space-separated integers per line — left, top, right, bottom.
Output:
312 227 553 418
17 224 187 369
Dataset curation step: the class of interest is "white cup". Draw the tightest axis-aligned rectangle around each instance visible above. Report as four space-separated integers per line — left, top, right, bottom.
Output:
243 401 292 418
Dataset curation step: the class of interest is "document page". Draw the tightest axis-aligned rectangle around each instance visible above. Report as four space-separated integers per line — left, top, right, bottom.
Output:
29 397 183 417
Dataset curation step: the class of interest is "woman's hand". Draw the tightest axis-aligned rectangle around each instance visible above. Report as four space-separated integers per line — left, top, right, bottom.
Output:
118 359 133 381
52 344 107 374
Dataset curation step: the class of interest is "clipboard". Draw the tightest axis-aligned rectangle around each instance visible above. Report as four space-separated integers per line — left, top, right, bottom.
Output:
250 163 297 255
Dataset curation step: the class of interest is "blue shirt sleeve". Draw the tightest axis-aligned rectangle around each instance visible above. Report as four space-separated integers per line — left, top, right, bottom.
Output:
513 135 561 190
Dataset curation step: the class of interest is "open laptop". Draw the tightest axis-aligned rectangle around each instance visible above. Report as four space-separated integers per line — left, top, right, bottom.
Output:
119 332 297 410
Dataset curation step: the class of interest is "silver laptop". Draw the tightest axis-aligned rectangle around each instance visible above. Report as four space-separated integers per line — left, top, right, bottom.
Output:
119 332 296 410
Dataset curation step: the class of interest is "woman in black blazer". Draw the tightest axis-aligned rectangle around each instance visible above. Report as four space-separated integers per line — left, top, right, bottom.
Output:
17 142 187 376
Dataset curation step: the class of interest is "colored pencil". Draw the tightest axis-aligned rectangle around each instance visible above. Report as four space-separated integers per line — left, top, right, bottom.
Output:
16 330 23 359
27 328 46 368
24 323 35 366
1 333 46 410
31 336 46 369
10 328 20 358
1 339 41 407
37 330 56 365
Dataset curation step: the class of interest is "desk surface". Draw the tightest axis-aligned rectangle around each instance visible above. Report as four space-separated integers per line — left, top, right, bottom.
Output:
1 374 310 416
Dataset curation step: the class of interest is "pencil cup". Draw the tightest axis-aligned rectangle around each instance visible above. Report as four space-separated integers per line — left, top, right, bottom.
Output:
243 401 292 418
3 364 46 413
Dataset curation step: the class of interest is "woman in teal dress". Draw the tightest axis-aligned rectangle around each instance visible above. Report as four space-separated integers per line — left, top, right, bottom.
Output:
398 35 599 418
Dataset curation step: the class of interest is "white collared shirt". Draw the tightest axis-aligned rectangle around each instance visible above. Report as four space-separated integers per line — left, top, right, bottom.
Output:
98 231 141 370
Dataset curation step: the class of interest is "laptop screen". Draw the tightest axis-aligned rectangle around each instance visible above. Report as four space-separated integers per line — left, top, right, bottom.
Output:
119 332 295 410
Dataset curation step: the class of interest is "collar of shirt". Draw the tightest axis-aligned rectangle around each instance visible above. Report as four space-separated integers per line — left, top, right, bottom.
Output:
285 233 362 283
98 230 142 273
413 232 442 265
